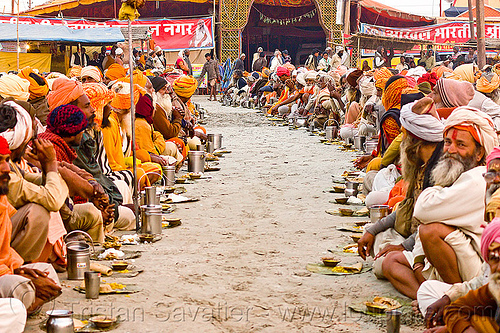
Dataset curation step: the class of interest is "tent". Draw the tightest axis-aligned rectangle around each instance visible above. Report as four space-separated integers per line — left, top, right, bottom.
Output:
0 22 125 44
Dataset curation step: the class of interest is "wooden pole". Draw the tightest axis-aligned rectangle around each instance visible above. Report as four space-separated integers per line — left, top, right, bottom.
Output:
16 0 19 71
128 20 139 231
476 0 486 68
467 0 475 40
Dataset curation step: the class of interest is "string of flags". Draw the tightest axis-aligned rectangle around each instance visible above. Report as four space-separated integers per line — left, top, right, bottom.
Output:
258 8 317 26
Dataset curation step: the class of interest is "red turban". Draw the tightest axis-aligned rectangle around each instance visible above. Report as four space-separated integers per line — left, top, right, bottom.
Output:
486 147 500 170
0 136 10 155
417 72 438 89
276 66 290 77
135 94 154 124
46 77 84 111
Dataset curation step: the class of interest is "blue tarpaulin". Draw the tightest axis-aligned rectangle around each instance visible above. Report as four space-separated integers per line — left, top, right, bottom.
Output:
0 23 125 43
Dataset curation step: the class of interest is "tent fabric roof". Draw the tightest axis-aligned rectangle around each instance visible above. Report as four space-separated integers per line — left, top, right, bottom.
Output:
0 23 125 43
456 5 500 18
358 0 434 23
23 0 108 15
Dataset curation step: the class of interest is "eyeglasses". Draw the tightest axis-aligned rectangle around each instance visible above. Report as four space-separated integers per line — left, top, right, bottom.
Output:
483 171 500 182
488 250 500 264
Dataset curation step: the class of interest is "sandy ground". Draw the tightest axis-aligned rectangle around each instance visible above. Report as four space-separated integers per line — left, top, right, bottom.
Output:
25 96 425 332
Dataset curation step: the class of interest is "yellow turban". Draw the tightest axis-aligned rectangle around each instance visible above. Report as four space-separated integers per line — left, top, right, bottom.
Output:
477 73 500 93
374 67 392 89
110 81 144 110
173 75 198 99
105 63 127 81
118 69 147 88
68 66 82 78
18 66 49 100
448 64 477 83
81 66 102 82
83 83 115 127
0 74 30 101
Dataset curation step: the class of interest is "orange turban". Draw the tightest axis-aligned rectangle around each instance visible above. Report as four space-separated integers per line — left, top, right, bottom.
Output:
173 75 198 99
83 83 115 127
167 137 187 160
431 65 453 79
118 69 147 88
374 67 392 90
477 73 500 93
110 81 145 110
105 63 127 81
382 76 410 111
68 66 82 78
18 66 49 99
46 77 84 111
194 125 206 134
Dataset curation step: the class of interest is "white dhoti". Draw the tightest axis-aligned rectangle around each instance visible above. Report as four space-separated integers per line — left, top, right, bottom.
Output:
0 298 26 333
371 228 406 278
416 280 451 317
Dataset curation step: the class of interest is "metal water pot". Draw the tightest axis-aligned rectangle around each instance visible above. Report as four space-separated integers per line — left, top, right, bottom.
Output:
46 310 74 333
206 141 215 154
64 231 94 280
163 166 175 187
354 136 366 150
199 109 205 120
140 205 162 234
344 181 360 197
188 150 205 174
325 126 337 141
364 140 378 153
207 134 223 150
296 118 307 127
370 205 390 224
144 186 160 206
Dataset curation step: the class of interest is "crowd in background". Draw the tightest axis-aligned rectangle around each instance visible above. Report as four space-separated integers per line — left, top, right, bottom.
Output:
219 43 500 333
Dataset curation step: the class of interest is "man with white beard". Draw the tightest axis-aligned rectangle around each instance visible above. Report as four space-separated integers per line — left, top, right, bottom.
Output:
414 107 498 286
150 77 184 141
442 218 500 333
415 147 500 332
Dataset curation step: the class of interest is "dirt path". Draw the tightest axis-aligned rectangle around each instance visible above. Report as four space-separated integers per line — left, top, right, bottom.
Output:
26 97 423 332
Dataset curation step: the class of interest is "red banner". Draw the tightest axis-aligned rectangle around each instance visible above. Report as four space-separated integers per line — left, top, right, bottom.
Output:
360 22 500 45
0 15 214 51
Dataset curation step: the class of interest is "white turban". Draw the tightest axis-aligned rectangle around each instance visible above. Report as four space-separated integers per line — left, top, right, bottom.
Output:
305 71 317 80
0 101 33 150
81 66 102 82
406 67 427 80
296 73 306 87
358 76 376 97
444 106 499 156
0 74 30 101
400 101 445 143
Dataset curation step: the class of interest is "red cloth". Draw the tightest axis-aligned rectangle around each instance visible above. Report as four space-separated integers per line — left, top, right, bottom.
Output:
417 72 438 88
135 94 154 124
0 137 10 155
487 147 500 169
38 130 78 163
276 66 290 77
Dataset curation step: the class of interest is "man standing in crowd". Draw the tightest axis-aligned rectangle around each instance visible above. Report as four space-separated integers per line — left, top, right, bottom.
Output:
199 53 221 101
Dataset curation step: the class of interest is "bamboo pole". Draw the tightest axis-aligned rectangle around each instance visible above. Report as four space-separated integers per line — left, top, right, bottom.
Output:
128 20 139 231
476 0 486 68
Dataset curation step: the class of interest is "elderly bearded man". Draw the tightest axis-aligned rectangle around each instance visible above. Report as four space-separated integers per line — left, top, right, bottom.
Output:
414 107 498 284
381 107 498 301
415 147 500 332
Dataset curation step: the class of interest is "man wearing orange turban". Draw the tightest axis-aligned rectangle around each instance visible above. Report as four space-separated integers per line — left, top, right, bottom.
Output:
46 77 85 112
17 66 51 125
117 69 147 88
83 83 115 128
173 75 198 99
477 71 500 94
104 63 127 82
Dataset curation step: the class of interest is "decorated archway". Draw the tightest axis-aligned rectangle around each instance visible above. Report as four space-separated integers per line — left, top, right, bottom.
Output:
219 0 342 61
